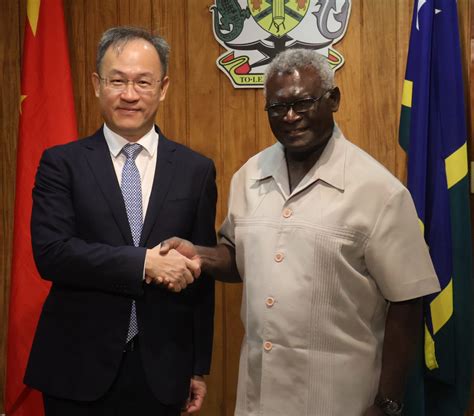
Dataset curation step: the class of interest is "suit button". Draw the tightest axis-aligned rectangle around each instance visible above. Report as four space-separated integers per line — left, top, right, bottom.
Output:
265 297 275 307
274 252 284 262
263 341 273 351
282 208 293 218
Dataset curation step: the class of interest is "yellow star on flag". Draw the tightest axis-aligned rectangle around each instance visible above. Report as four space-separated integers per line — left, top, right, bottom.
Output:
27 0 41 36
20 95 27 114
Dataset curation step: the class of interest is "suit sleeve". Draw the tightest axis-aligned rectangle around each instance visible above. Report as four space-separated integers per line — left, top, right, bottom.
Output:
31 148 146 297
190 160 217 375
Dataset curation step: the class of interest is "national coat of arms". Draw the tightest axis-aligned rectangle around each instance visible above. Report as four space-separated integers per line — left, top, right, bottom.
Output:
210 0 351 88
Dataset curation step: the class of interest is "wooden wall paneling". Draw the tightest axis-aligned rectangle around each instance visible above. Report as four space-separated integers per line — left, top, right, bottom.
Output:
221 281 242 416
256 87 276 151
19 0 26 68
394 0 412 182
186 1 225 415
360 0 398 174
0 1 21 412
83 0 119 134
150 0 167 136
152 0 187 143
119 0 152 28
184 1 223 209
117 0 128 24
185 0 224 162
215 56 230 416
459 0 471 74
117 0 154 133
117 0 130 25
334 1 363 154
65 0 87 138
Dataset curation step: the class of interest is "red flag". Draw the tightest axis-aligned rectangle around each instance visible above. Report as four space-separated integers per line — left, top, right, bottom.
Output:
6 1 77 414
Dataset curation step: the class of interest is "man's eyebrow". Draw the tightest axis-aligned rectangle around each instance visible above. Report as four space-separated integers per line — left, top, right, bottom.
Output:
105 69 155 77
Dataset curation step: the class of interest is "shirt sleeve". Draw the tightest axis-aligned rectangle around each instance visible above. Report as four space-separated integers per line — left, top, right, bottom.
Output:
218 174 238 248
365 187 440 301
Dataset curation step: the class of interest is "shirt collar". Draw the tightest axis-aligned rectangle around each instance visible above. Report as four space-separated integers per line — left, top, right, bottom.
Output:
252 124 346 192
103 124 159 158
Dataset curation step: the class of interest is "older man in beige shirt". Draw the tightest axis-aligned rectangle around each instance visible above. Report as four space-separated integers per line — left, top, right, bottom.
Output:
161 49 440 416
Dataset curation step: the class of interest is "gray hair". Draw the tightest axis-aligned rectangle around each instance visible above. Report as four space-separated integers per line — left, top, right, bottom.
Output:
264 49 334 92
96 26 170 76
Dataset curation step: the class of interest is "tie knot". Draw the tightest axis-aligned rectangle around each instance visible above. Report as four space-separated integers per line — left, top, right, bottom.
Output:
122 143 142 160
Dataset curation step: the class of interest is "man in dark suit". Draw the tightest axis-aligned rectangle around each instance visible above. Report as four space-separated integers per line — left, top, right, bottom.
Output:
24 26 216 416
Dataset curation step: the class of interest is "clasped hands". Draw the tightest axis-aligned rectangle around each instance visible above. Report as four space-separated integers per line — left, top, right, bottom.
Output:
144 238 198 292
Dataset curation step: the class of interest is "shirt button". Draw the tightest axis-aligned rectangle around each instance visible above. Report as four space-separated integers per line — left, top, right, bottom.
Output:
263 341 273 351
274 252 284 262
282 208 293 218
265 297 275 307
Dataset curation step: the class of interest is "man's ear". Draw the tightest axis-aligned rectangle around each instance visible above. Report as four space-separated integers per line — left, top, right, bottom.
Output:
328 87 341 112
159 76 170 102
92 73 101 98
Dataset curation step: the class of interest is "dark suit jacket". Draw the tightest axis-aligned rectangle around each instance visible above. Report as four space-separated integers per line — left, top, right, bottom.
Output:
24 126 217 405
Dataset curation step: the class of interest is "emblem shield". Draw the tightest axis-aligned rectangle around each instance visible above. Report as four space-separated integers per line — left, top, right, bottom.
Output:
248 0 310 38
211 0 352 88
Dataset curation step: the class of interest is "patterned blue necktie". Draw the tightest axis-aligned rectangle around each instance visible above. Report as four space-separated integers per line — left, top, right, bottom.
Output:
121 143 143 342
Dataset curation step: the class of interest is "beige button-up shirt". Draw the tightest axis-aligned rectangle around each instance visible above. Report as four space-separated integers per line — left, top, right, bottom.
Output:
219 126 440 416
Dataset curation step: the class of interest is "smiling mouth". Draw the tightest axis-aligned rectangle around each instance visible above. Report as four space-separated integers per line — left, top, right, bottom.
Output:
287 127 307 136
117 108 140 113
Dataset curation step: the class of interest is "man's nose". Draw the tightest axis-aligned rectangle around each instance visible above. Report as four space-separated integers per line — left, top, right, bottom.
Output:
120 82 140 100
283 107 301 123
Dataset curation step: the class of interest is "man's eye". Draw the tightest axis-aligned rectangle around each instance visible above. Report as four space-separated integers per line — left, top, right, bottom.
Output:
137 80 152 87
110 79 126 86
294 99 313 107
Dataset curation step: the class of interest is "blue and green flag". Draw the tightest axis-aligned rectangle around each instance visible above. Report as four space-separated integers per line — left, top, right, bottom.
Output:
399 0 472 414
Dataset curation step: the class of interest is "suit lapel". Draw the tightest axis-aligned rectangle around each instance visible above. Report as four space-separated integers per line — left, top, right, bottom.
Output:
82 129 134 246
140 134 177 246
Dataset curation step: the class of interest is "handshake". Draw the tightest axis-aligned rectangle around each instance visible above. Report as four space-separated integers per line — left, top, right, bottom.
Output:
144 237 199 292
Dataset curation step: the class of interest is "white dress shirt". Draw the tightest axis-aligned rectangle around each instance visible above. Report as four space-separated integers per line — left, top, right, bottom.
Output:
103 124 158 219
